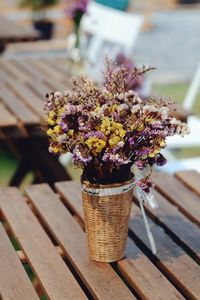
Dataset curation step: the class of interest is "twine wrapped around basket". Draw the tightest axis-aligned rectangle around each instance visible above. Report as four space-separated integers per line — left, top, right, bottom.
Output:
82 179 134 262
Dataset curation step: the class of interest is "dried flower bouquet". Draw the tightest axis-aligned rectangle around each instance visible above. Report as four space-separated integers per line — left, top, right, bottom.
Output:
44 59 189 190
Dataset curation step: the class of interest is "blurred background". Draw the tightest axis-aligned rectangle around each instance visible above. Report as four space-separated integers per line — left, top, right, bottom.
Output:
0 0 200 186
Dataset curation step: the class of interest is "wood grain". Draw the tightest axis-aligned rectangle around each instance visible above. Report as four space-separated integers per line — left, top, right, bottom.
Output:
130 205 200 300
0 222 39 300
0 85 40 125
142 189 200 261
0 187 87 300
153 172 200 227
175 170 200 197
26 184 136 300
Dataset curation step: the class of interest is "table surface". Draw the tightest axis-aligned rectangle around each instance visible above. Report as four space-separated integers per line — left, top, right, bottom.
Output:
0 16 38 41
0 170 200 300
0 57 71 139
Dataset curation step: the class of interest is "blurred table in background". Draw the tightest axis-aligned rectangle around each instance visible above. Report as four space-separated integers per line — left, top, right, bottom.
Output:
0 57 72 187
0 15 38 53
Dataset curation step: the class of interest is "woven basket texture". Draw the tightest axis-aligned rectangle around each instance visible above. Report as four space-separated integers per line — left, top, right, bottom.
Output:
82 179 133 262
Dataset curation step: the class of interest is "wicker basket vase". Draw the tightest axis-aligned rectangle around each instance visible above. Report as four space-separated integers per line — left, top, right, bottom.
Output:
82 179 134 262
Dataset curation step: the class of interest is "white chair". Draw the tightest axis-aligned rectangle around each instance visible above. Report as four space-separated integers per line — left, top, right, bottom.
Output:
161 61 200 173
81 2 143 81
166 61 200 149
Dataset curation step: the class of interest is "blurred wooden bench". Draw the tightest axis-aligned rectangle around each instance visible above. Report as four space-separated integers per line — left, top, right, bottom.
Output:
0 57 72 187
0 15 38 53
3 39 68 58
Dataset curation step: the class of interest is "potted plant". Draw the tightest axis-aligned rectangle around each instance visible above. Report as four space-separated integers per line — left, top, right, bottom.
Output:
44 59 190 262
19 0 58 39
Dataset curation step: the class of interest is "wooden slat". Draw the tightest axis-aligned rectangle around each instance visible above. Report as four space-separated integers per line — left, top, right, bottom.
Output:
25 184 136 300
0 60 28 82
119 239 184 300
142 189 200 262
0 222 39 300
55 181 84 221
0 16 37 40
45 77 71 94
0 101 17 127
6 79 44 119
0 85 40 125
11 60 45 82
44 58 71 76
0 187 87 300
130 205 200 299
175 170 200 197
26 79 51 98
29 59 65 81
55 181 184 300
153 172 200 227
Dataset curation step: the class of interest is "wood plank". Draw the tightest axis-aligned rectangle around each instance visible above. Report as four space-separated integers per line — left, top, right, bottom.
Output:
175 170 200 197
45 77 71 94
153 172 200 227
0 187 87 300
11 60 45 81
0 222 39 300
26 79 53 99
0 101 17 127
55 181 184 300
44 58 71 76
25 184 136 300
29 59 65 81
0 60 28 82
142 189 200 262
119 239 184 300
0 16 37 40
129 205 200 300
55 181 84 221
6 79 44 119
0 85 40 125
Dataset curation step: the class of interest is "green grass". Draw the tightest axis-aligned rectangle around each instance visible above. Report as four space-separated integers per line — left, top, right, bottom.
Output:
0 147 18 186
153 82 200 117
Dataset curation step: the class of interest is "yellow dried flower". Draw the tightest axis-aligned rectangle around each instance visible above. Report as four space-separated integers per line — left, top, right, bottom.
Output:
100 117 112 135
54 125 61 134
68 129 74 136
47 128 54 136
137 123 144 131
160 140 166 147
86 137 106 155
109 135 120 147
49 111 55 119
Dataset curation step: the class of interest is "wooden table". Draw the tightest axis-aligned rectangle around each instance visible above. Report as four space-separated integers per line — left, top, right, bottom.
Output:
0 170 200 300
0 16 38 52
0 57 72 186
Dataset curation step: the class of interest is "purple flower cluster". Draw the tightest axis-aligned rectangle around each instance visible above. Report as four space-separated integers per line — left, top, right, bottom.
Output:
65 0 88 19
44 58 190 187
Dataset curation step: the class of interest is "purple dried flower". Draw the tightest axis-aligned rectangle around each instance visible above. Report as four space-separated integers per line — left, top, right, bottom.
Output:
59 122 68 132
85 131 105 139
135 160 146 170
155 154 167 166
72 146 92 165
103 152 130 165
65 0 88 19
